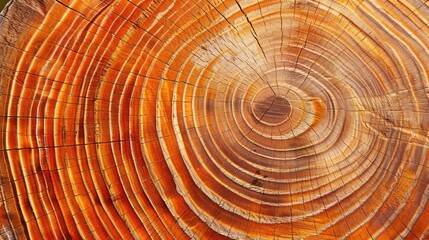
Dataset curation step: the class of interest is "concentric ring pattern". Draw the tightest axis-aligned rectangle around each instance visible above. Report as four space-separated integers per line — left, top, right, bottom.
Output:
1 0 429 239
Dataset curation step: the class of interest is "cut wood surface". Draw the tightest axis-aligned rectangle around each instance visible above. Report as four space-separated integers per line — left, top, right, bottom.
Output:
1 0 429 239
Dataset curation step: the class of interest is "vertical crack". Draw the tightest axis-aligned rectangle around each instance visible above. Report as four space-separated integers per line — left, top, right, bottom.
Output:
233 0 276 95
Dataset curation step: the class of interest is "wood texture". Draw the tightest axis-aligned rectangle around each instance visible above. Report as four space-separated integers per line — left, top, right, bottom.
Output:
1 0 429 239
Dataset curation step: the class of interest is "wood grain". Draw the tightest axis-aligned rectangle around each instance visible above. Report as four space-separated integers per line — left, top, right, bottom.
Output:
1 0 429 239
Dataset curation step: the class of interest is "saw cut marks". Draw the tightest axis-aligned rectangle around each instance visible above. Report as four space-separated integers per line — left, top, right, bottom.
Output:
1 0 429 239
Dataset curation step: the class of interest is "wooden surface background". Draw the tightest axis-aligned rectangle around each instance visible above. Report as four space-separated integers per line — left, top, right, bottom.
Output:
1 0 429 239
